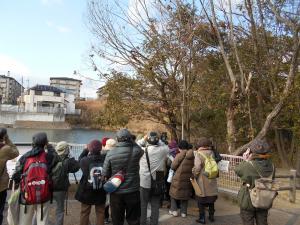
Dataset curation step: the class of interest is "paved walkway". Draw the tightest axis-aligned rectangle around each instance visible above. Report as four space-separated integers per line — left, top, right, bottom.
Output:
3 193 300 225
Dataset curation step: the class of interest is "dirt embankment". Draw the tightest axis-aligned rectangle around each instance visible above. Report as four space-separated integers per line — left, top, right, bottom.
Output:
70 100 166 134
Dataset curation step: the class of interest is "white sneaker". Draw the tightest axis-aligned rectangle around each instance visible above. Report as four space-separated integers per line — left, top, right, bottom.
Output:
181 213 187 218
168 210 178 217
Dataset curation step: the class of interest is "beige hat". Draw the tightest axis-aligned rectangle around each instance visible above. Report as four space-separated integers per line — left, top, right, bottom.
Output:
55 141 70 155
103 139 117 150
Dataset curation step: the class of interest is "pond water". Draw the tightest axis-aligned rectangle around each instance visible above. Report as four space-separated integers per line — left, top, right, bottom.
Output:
6 128 115 144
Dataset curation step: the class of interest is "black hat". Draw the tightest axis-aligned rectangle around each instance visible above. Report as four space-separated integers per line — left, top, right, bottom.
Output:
147 131 159 145
249 139 271 154
0 128 7 140
32 132 48 147
116 129 132 142
178 140 189 150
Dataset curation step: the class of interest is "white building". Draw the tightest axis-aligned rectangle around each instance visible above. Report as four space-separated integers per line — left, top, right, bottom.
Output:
50 77 82 101
0 74 24 104
23 85 78 115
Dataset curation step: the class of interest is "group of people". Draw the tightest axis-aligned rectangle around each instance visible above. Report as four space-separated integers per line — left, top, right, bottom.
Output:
0 127 275 225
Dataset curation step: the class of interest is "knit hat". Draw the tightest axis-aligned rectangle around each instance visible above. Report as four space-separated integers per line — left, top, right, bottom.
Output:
0 128 7 140
249 139 271 154
87 139 102 154
55 141 70 156
178 140 189 150
101 137 109 147
104 139 117 150
168 140 178 149
196 137 212 149
116 129 132 142
32 132 48 147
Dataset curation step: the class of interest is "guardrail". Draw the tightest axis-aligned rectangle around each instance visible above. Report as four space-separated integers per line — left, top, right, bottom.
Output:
10 144 300 203
218 154 300 203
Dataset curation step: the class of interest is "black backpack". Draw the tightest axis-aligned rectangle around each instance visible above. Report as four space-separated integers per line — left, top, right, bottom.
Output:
87 162 103 190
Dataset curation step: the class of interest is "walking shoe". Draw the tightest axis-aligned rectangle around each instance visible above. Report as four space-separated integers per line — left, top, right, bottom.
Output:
168 210 178 217
104 218 110 224
196 213 206 224
181 213 187 218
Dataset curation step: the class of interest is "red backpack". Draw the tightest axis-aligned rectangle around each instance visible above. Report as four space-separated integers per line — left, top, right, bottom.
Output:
20 151 52 204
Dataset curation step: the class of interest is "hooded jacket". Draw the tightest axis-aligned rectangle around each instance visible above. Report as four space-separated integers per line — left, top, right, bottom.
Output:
235 158 274 211
169 149 194 200
75 149 106 205
12 144 58 184
102 141 143 194
0 139 19 192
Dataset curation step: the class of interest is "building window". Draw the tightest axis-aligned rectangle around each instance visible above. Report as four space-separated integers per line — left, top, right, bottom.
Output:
54 92 60 97
35 90 42 95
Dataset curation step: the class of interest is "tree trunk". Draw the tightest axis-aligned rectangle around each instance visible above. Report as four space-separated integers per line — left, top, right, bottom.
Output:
226 88 237 153
296 146 300 186
275 129 289 168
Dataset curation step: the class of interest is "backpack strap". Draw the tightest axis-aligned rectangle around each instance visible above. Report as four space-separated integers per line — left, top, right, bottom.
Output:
145 147 154 182
249 161 275 180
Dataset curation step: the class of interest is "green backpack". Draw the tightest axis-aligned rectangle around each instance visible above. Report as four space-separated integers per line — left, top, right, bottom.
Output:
198 152 219 179
51 158 67 191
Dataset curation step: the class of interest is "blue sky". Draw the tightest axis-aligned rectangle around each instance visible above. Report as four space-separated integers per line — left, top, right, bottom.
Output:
0 0 103 98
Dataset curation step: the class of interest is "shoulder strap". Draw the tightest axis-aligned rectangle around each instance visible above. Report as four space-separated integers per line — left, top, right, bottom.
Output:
124 145 133 173
198 151 208 160
249 161 274 179
145 147 154 181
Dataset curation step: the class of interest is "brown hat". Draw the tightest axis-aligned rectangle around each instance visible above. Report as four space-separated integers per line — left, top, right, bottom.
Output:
196 137 212 149
249 139 270 154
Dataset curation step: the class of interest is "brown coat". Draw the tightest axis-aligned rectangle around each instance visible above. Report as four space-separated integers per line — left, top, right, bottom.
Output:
0 139 19 192
193 148 218 197
169 149 194 200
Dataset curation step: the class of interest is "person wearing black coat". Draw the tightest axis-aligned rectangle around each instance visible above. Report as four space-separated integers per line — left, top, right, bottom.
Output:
75 140 106 225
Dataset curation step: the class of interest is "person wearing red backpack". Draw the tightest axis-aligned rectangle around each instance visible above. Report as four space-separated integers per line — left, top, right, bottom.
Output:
12 132 59 225
0 128 19 225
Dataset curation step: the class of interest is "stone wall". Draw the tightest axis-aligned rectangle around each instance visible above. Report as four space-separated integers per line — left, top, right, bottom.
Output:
0 111 65 125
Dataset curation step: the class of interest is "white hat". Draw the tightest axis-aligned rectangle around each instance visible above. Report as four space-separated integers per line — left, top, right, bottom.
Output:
55 141 70 155
103 139 117 150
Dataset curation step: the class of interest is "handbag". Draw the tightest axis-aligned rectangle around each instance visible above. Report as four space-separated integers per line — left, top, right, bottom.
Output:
103 146 133 193
190 178 202 197
248 161 278 209
145 147 165 196
7 181 20 225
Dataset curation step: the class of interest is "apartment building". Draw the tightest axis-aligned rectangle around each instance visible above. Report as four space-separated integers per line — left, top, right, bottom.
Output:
50 77 82 100
0 74 24 104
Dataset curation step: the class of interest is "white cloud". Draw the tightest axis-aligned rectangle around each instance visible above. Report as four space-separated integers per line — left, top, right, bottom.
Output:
127 0 156 25
56 26 71 33
0 54 31 76
41 0 63 5
45 21 71 33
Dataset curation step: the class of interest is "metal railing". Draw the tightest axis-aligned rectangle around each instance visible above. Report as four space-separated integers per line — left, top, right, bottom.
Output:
217 154 244 195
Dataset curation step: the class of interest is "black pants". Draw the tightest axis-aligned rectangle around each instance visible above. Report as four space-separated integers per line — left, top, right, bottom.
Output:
110 191 141 225
105 205 109 219
198 202 215 215
240 209 268 225
0 190 7 225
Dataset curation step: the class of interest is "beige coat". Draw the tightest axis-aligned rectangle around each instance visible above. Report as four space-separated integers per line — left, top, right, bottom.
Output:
0 139 19 192
193 148 218 197
169 149 194 200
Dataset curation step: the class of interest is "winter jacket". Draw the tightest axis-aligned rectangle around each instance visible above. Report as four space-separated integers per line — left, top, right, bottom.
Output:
137 139 169 189
235 158 274 211
12 144 58 184
75 149 106 205
53 154 80 191
0 139 19 192
192 148 218 198
102 141 143 194
169 149 194 200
